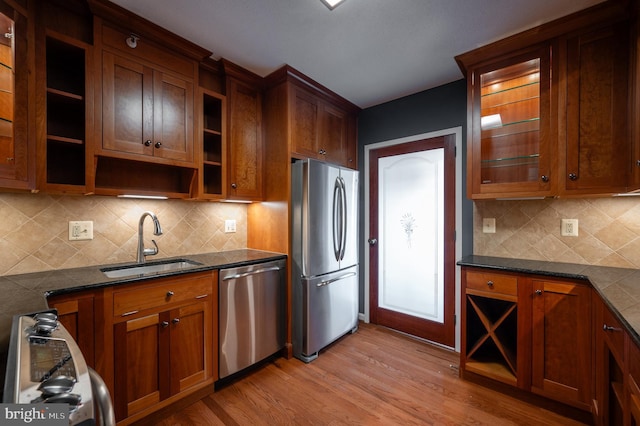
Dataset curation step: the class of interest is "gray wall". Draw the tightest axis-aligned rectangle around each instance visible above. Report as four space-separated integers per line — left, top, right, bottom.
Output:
356 78 472 312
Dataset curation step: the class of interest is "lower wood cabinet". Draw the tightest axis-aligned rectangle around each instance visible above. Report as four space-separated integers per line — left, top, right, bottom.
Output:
47 289 99 369
107 271 217 423
529 278 592 410
461 268 592 412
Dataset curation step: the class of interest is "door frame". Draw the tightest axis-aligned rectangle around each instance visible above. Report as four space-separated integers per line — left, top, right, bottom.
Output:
363 127 463 351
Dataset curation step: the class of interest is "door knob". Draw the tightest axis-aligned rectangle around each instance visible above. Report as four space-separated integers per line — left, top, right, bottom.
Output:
172 318 180 325
368 238 377 246
155 141 162 148
143 140 152 146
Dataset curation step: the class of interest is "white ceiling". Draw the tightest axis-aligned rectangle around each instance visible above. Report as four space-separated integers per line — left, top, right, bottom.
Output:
109 0 604 108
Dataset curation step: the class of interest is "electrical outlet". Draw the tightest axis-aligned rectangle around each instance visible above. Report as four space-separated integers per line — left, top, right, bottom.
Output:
561 219 579 237
69 221 93 241
224 219 236 233
482 218 496 234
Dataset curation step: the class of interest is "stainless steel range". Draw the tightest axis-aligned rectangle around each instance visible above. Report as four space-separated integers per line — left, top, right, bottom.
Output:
3 310 114 426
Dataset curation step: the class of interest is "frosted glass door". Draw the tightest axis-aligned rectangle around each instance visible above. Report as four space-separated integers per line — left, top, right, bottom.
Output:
377 148 444 323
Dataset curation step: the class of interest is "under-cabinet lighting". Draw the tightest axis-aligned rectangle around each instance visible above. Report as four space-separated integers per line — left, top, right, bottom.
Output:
481 114 502 130
221 199 252 204
614 192 640 197
117 194 168 200
321 0 346 10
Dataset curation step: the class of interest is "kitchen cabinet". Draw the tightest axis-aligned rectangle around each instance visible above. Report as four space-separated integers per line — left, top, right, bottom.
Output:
100 50 194 165
37 34 91 193
47 289 98 369
109 271 216 423
628 336 640 425
461 270 521 387
464 44 553 199
225 72 264 201
529 278 592 410
461 267 592 413
291 83 356 169
594 296 626 425
560 24 631 196
456 1 635 199
197 88 226 199
0 1 33 190
86 4 211 198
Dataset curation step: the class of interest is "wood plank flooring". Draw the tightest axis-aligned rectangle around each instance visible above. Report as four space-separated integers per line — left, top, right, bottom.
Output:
153 323 587 425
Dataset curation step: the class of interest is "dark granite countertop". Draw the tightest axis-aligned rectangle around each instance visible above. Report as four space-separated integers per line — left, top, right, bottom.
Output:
0 249 286 384
458 255 640 346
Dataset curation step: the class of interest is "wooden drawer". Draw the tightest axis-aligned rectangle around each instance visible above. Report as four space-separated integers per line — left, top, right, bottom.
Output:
113 273 212 317
465 270 517 296
602 303 625 361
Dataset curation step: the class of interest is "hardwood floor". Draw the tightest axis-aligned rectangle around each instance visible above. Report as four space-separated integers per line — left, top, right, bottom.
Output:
152 323 587 425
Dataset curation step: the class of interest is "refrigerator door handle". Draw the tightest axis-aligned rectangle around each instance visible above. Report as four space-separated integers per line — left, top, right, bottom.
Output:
316 271 357 287
338 176 347 261
333 177 342 262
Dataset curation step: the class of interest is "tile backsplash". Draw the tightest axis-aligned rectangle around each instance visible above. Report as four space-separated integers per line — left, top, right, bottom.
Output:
474 197 640 269
0 193 247 276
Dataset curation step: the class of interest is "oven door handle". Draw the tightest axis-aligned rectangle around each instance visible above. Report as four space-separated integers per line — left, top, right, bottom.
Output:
89 367 115 426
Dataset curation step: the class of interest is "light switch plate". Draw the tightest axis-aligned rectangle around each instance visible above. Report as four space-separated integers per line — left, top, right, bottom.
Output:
69 221 93 241
224 219 236 233
482 218 496 234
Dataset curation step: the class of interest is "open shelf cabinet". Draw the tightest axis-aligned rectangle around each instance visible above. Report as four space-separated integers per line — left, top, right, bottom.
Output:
465 292 518 385
43 35 90 191
198 88 226 198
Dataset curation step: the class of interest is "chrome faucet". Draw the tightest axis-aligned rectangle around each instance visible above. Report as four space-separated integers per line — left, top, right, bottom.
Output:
137 211 163 264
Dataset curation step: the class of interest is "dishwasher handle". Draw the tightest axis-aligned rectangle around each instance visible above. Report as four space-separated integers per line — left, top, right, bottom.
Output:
222 265 282 281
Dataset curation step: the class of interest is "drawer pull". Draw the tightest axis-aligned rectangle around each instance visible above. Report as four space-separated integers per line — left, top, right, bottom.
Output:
166 291 174 297
122 310 139 317
195 294 208 299
486 280 494 288
603 324 621 332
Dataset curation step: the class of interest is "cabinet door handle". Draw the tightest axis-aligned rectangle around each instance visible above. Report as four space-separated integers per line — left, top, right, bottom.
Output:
540 175 549 183
155 141 162 148
486 280 494 288
535 289 543 295
231 183 237 189
603 324 621 332
161 321 169 328
172 318 180 325
143 140 152 146
568 173 578 181
166 291 174 297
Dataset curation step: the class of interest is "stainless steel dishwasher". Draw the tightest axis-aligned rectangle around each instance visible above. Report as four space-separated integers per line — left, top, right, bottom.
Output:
219 258 286 378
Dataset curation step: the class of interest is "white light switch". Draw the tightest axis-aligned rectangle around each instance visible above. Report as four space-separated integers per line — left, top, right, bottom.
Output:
69 221 93 241
224 219 236 233
482 218 496 234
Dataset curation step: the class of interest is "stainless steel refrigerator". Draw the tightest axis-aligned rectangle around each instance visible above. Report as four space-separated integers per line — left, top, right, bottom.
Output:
291 158 359 363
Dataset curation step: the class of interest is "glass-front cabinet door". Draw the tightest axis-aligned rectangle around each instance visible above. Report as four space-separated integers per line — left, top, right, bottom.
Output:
468 45 553 199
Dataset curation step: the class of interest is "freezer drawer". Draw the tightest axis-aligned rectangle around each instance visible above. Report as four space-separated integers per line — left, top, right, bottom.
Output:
295 265 359 362
219 259 286 379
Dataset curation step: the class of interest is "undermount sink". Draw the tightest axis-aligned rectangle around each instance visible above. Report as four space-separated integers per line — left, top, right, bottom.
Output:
101 259 203 279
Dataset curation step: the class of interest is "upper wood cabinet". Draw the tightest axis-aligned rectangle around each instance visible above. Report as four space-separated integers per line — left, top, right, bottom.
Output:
457 1 636 199
0 1 34 191
99 42 195 166
225 72 264 201
560 24 631 196
291 84 356 168
465 44 553 198
265 65 359 171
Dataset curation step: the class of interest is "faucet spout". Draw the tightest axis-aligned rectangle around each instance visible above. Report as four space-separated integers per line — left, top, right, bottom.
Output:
137 211 163 264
